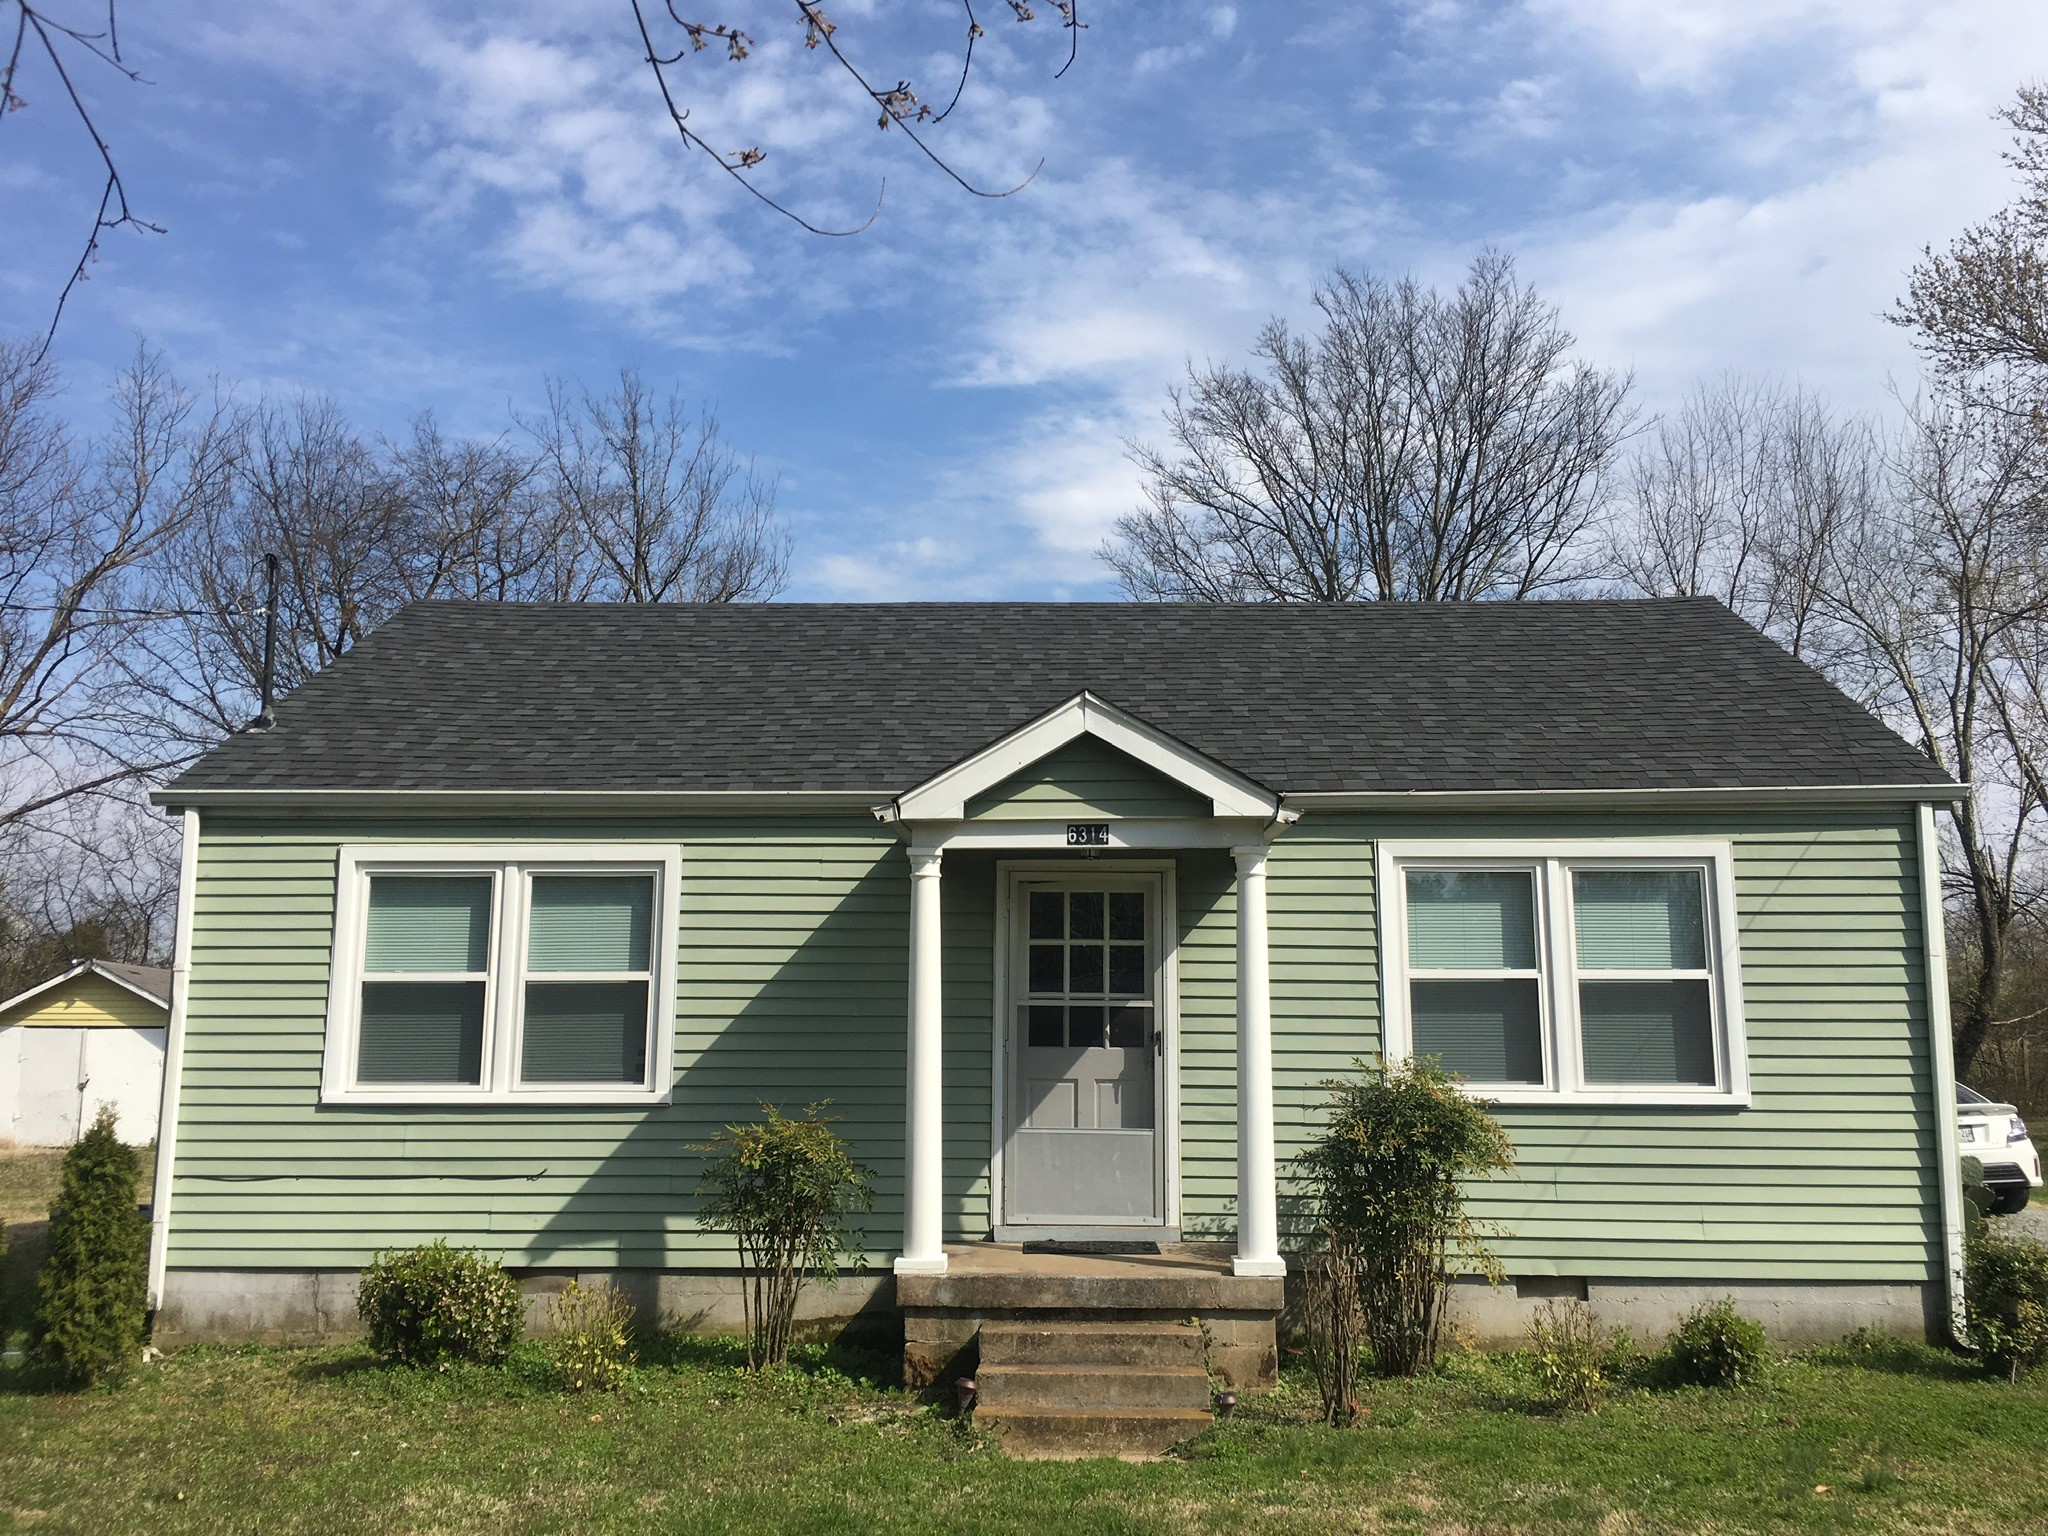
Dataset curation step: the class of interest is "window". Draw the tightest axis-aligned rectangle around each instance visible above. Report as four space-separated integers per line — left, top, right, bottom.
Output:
1379 840 1746 1104
322 845 681 1104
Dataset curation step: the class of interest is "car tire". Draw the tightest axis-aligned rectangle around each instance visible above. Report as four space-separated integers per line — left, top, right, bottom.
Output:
1989 1186 2033 1217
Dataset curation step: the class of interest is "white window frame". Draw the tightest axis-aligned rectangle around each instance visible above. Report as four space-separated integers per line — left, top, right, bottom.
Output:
1377 838 1749 1106
321 843 682 1106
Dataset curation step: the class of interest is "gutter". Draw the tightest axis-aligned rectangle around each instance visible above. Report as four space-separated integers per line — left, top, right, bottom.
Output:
146 807 200 1311
1284 783 1969 811
1916 802 1969 1347
150 788 893 813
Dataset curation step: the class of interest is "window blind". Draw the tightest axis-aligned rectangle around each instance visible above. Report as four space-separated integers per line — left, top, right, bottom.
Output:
1411 978 1544 1084
1572 870 1706 970
1406 870 1537 969
527 875 653 972
364 875 491 972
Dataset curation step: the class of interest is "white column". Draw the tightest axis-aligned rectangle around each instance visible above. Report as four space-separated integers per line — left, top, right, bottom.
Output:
895 846 949 1276
1233 841 1284 1278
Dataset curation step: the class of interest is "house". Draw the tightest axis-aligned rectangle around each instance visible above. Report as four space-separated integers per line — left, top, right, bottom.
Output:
143 600 1967 1406
0 958 171 1145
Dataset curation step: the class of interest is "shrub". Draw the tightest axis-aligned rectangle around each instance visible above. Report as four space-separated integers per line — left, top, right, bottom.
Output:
1665 1298 1769 1388
1295 1056 1513 1402
28 1108 148 1385
696 1102 873 1371
1526 1299 1609 1413
546 1278 636 1391
1301 1236 1366 1426
356 1241 523 1369
1966 1220 2048 1380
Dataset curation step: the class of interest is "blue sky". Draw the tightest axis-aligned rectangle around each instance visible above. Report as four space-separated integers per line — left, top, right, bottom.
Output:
6 1 2040 600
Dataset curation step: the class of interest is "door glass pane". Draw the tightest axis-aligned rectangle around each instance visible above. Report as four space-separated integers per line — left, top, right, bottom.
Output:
1027 1004 1065 1047
1411 978 1543 1084
1580 980 1716 1085
1573 870 1706 970
1108 944 1147 995
528 875 653 973
1108 1003 1148 1048
521 980 650 1083
1068 942 1104 994
365 876 491 972
1029 890 1064 941
358 980 485 1083
1406 871 1537 969
1109 890 1145 941
1068 1004 1107 1047
1069 891 1105 940
1028 944 1065 993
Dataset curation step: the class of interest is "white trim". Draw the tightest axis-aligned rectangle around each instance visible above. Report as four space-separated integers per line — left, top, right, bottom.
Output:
912 817 1276 854
887 692 1279 823
319 842 682 1106
1290 783 1966 811
0 959 170 1020
1917 802 1969 1346
147 808 200 1308
1231 841 1285 1278
990 860 1181 1235
896 847 948 1275
1376 837 1751 1107
151 788 889 812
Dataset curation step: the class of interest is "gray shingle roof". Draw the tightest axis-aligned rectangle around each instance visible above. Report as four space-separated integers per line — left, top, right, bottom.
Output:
160 599 1946 800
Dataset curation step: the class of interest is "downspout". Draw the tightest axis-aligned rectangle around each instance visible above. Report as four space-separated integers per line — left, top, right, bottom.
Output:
1916 801 1968 1347
147 806 200 1313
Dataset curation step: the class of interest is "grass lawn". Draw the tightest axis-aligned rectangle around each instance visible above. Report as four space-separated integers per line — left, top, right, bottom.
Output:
1 1334 2045 1535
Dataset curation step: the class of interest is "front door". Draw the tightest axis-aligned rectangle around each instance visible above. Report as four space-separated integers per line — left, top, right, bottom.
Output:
1002 871 1169 1231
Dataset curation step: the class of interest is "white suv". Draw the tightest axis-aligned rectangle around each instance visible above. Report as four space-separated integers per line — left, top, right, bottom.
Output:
1959 1084 2042 1216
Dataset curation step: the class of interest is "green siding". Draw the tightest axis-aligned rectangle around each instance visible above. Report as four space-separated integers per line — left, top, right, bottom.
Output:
963 736 1211 820
168 804 1938 1285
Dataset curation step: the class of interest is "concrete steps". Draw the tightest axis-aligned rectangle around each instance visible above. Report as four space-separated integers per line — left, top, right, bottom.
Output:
974 1321 1213 1459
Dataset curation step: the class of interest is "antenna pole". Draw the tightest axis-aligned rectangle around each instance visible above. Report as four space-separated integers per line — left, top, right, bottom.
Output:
256 552 280 729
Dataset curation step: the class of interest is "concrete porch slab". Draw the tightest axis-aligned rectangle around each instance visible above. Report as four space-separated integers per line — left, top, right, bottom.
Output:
899 1242 1282 1393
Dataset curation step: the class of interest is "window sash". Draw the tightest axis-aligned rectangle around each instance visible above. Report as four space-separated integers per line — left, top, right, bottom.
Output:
512 869 658 1089
1381 843 1742 1104
323 847 678 1105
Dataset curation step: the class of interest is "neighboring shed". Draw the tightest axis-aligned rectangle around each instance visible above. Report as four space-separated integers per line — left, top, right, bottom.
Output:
0 959 170 1145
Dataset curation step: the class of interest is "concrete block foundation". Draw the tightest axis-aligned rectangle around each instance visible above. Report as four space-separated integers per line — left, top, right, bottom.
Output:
1440 1275 1943 1348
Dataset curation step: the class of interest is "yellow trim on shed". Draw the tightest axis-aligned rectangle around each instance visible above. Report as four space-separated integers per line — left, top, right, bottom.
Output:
0 971 169 1032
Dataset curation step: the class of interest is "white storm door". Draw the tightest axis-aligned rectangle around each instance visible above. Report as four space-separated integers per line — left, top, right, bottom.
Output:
1004 874 1167 1228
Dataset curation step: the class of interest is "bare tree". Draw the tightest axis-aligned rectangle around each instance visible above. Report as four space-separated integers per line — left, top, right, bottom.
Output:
1612 376 1879 661
1895 84 2048 381
3 1 161 352
0 341 233 831
633 1 1079 234
1104 253 1634 603
530 370 788 603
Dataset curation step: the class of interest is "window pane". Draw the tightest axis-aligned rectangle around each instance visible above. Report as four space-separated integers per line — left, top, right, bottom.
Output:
1109 891 1145 941
1028 944 1065 993
1068 943 1105 994
1406 871 1537 969
1108 1004 1148 1048
365 876 491 973
1069 891 1104 940
1108 944 1147 995
1027 1005 1064 1047
1411 978 1544 1084
1068 1004 1107 1047
521 980 650 1084
1028 890 1064 940
528 875 653 973
358 980 485 1084
1580 980 1716 1086
1574 870 1706 970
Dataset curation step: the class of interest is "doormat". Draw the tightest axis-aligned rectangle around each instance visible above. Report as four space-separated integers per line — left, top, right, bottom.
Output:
1020 1240 1162 1256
